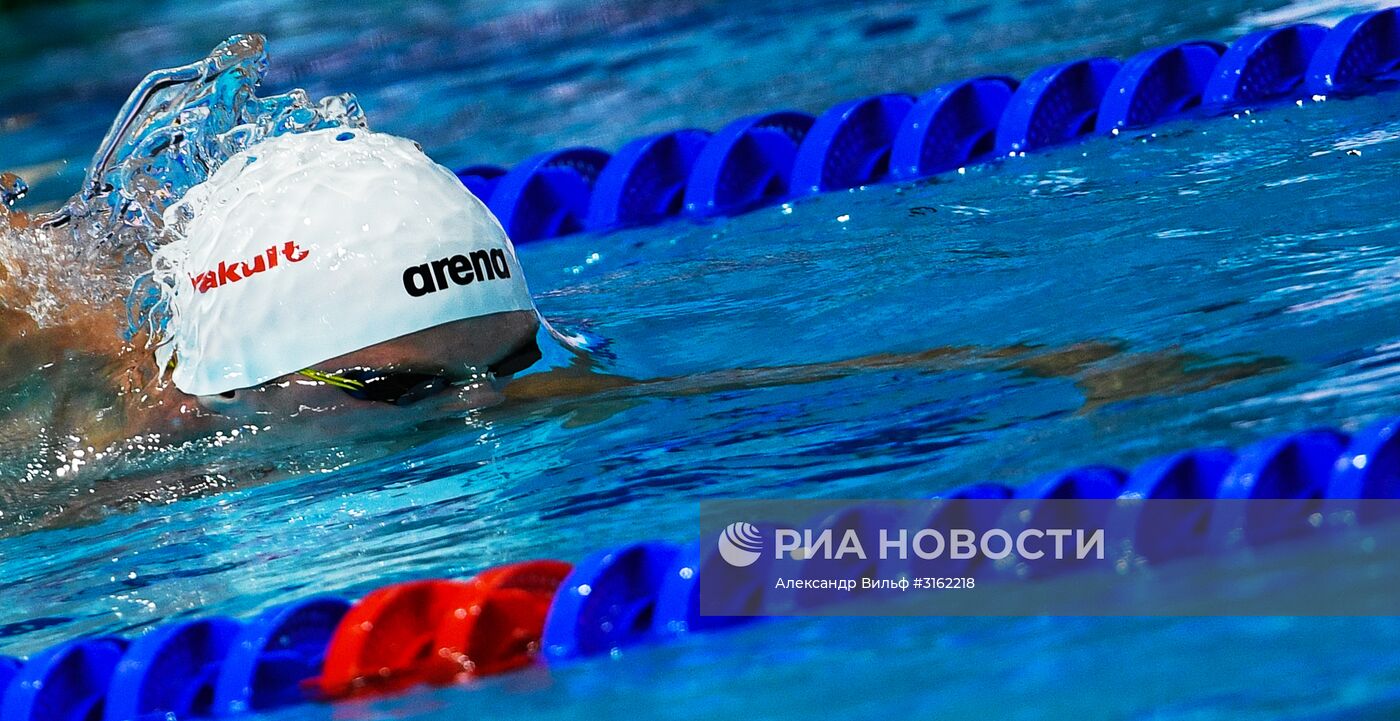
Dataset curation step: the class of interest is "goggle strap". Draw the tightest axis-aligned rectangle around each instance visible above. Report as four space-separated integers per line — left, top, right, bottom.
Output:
297 368 367 391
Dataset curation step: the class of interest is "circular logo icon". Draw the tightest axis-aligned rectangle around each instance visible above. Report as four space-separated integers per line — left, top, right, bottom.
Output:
717 522 764 567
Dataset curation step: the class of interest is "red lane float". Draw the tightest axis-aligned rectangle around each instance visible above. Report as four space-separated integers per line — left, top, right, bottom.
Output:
313 560 570 699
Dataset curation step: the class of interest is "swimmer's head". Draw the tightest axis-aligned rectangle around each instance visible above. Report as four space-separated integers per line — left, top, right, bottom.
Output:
154 128 538 403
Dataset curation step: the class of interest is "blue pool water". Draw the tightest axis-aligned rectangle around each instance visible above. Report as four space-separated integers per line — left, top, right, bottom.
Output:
4 0 1400 718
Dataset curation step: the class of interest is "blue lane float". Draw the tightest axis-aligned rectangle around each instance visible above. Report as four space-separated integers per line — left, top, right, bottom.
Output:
586 129 711 230
777 504 907 608
1306 8 1400 96
105 617 240 721
653 540 758 635
1203 23 1328 109
1217 429 1347 501
0 657 17 701
683 110 815 217
889 76 1017 178
1114 447 1237 561
1212 429 1348 546
907 483 1014 578
1098 41 1226 132
996 57 1121 154
455 165 506 202
2 637 126 721
541 541 680 661
789 93 915 195
1121 447 1236 500
652 541 709 635
1006 467 1127 578
212 596 350 715
1015 465 1127 501
1328 417 1400 523
488 147 611 243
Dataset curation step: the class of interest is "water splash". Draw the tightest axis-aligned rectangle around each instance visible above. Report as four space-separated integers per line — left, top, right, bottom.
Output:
0 35 370 527
0 33 367 332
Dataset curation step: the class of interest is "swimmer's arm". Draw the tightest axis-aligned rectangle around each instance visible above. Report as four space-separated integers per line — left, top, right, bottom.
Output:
501 339 1282 412
501 341 1117 403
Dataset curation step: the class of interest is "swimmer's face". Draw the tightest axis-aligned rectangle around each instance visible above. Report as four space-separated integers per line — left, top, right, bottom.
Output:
188 310 539 417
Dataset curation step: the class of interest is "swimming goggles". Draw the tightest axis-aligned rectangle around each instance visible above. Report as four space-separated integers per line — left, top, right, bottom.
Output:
167 336 538 405
297 368 449 406
293 336 541 405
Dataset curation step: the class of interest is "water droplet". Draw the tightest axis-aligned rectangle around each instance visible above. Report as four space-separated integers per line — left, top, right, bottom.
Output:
0 172 29 206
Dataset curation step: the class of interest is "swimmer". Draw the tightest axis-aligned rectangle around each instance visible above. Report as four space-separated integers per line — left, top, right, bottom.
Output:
2 128 546 448
0 33 1281 442
0 36 1285 533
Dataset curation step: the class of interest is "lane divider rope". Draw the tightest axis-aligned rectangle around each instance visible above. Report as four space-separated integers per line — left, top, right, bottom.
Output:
2 415 1395 718
457 8 1400 242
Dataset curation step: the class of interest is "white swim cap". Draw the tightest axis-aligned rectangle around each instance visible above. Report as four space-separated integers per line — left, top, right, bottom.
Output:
155 128 535 396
